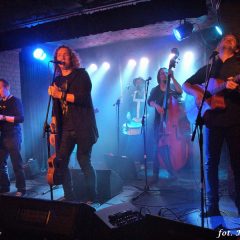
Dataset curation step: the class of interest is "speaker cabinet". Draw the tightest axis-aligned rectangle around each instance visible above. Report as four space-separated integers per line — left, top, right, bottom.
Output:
104 154 137 182
71 169 123 202
0 195 96 240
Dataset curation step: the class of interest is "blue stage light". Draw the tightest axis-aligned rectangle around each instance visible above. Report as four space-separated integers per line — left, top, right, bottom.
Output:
215 26 223 36
89 63 98 72
173 21 194 41
102 62 110 70
140 57 149 66
128 59 137 68
33 48 46 60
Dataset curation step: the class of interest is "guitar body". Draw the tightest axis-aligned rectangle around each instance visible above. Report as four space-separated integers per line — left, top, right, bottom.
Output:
208 78 226 109
185 78 227 123
46 132 64 185
47 153 64 185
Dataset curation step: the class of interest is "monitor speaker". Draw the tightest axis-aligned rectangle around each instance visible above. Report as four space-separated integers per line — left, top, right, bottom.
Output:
0 195 96 240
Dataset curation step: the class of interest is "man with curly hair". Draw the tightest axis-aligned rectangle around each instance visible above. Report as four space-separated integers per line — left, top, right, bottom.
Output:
48 45 98 203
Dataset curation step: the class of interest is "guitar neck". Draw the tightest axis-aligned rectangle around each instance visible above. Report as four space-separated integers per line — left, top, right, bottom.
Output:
209 82 226 96
208 74 240 96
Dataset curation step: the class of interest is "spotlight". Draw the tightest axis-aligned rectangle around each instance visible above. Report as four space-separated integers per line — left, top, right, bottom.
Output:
184 51 194 59
215 25 223 36
140 57 149 66
183 51 194 69
89 63 98 72
173 21 194 41
33 48 46 60
168 53 175 60
128 59 136 67
102 62 110 70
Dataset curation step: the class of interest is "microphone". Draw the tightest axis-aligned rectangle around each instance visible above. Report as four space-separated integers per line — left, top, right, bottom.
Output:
145 77 152 81
113 98 121 106
49 60 65 65
209 51 219 59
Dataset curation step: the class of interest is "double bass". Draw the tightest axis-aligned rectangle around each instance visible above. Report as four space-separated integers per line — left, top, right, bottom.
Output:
158 48 190 172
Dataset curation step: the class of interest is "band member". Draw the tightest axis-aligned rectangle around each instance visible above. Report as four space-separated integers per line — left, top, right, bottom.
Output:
123 78 145 135
148 68 182 182
0 79 26 196
122 77 145 169
48 45 98 202
183 34 240 216
131 77 145 122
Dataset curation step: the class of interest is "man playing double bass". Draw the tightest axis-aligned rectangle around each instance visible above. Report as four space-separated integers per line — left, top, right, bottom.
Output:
183 34 240 217
148 67 183 182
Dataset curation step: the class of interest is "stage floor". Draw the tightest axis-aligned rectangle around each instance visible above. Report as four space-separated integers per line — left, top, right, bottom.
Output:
2 168 240 236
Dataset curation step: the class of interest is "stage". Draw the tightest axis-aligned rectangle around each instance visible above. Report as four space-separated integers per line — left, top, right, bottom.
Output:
1 163 239 239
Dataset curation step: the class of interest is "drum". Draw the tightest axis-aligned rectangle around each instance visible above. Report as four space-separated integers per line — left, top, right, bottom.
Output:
122 121 142 135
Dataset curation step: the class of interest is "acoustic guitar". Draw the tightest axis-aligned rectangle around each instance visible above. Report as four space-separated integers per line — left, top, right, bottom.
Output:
185 75 240 123
46 123 64 186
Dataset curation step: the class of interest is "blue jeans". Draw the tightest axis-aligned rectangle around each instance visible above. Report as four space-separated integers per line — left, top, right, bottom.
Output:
58 130 96 201
0 130 26 191
204 125 240 209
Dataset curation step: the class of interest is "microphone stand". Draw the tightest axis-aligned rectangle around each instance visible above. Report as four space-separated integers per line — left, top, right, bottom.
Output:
113 98 121 156
191 56 215 228
42 63 57 200
132 77 160 201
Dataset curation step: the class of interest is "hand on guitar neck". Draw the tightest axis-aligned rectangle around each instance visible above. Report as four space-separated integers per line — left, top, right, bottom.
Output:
226 77 239 90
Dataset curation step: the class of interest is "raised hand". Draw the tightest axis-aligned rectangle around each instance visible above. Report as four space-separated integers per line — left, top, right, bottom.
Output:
48 83 62 99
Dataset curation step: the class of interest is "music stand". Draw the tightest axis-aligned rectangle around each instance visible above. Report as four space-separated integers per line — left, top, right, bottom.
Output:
113 98 121 156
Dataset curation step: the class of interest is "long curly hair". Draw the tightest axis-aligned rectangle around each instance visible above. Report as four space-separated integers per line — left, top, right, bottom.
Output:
157 67 168 84
53 45 80 75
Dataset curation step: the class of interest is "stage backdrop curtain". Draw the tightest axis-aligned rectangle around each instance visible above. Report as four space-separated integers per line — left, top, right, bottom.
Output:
19 47 53 171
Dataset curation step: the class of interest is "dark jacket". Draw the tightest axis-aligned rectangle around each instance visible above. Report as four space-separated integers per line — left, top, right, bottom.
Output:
52 68 98 150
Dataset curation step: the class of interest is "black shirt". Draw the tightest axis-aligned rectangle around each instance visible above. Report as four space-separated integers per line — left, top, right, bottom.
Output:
54 72 74 131
185 55 240 127
147 85 181 128
0 96 24 133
